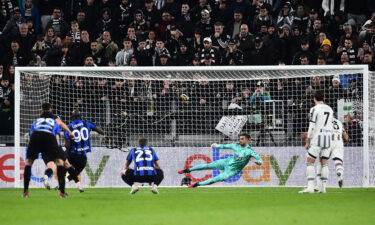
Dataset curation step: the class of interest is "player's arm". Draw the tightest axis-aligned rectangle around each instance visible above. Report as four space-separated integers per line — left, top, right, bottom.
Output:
250 150 263 165
305 108 317 149
121 150 133 175
211 143 235 149
55 118 74 139
154 160 161 169
93 126 105 135
152 149 161 169
342 130 349 142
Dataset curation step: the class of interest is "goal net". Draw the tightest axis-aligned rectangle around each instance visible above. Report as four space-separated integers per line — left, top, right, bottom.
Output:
13 65 373 188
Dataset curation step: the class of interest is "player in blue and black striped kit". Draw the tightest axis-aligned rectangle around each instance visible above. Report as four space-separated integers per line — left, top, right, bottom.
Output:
64 110 105 192
121 138 164 194
23 110 68 198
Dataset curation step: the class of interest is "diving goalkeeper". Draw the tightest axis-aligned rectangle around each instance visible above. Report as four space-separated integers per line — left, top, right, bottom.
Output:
178 133 263 188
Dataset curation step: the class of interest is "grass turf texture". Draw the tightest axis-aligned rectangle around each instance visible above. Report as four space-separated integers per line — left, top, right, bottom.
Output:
1 187 375 225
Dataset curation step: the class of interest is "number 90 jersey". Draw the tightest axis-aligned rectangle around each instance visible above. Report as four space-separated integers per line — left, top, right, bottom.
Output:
127 146 159 176
64 119 96 153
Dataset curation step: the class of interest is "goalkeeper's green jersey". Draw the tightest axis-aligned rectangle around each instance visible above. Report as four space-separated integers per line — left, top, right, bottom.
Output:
218 143 263 171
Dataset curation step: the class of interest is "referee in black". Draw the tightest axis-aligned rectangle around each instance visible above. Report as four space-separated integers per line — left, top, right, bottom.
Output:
121 138 164 194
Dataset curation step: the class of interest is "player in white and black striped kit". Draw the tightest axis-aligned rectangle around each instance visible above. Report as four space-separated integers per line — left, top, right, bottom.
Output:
299 90 333 194
316 118 349 189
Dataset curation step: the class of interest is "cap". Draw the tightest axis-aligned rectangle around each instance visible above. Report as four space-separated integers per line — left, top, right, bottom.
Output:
256 81 264 87
321 38 332 47
203 37 212 43
309 9 317 14
201 9 209 15
228 39 236 45
13 7 21 13
281 24 291 30
343 23 352 29
254 36 262 43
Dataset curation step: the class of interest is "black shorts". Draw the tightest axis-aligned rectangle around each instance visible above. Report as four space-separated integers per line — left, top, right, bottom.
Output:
27 131 64 161
42 146 67 164
121 169 164 186
67 151 87 174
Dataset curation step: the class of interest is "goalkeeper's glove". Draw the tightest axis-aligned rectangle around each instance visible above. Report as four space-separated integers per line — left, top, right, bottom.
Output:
211 143 219 148
255 160 262 166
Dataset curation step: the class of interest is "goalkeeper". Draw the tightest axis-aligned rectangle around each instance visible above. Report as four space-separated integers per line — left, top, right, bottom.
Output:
178 133 263 188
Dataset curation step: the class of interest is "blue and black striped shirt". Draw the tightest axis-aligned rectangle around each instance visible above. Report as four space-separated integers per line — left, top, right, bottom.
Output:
64 119 96 155
127 146 159 176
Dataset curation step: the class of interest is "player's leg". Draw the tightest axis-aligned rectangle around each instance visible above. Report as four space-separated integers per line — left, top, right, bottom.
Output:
23 159 34 197
55 158 68 197
190 169 239 187
121 169 138 194
319 148 331 193
299 146 318 193
179 159 227 173
71 154 87 192
332 147 344 187
151 169 164 194
42 153 55 190
315 160 322 192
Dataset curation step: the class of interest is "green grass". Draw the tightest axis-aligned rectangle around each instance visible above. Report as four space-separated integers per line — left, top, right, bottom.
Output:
1 187 375 225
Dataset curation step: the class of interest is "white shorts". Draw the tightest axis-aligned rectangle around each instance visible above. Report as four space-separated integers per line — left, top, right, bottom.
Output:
330 147 344 162
308 145 331 159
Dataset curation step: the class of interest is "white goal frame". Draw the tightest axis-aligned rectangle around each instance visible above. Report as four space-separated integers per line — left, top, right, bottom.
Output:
14 65 370 188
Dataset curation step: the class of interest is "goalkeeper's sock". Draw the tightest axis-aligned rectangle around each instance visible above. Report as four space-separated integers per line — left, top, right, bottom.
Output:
44 168 53 178
188 183 199 188
23 165 32 193
306 164 315 192
178 168 190 174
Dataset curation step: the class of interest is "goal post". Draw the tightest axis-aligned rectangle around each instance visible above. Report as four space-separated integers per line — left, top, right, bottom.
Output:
14 65 373 188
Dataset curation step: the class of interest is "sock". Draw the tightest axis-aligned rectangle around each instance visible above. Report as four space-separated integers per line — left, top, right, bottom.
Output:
44 168 53 178
336 164 344 178
316 163 322 190
57 165 66 194
23 165 32 193
306 164 315 191
67 166 79 183
321 164 329 191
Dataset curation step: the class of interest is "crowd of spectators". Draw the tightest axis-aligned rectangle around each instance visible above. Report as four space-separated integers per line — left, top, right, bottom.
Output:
0 0 373 142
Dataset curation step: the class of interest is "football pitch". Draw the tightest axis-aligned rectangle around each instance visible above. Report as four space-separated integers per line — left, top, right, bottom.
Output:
1 187 375 225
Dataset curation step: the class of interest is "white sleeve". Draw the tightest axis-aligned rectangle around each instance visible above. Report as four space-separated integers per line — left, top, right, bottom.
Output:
307 107 316 139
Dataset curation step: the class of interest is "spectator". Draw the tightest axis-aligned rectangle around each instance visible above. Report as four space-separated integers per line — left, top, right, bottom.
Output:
213 0 231 25
2 7 25 39
248 35 273 65
97 31 119 62
161 0 180 19
227 10 244 39
318 38 336 64
20 0 41 32
76 11 88 32
89 40 106 66
327 76 346 111
126 27 138 47
199 37 221 65
176 3 193 40
113 0 134 42
234 24 255 59
202 53 214 66
196 9 213 39
337 37 357 64
142 0 160 30
17 23 36 54
157 54 173 66
216 81 238 108
339 23 359 48
292 39 314 65
46 7 69 38
95 8 115 39
130 10 149 37
253 5 273 34
165 27 185 58
31 34 49 58
175 42 194 66
134 39 153 66
250 81 271 104
306 9 318 35
211 22 230 55
316 54 327 65
44 28 62 49
3 41 29 66
192 29 204 53
156 11 175 38
153 39 171 66
191 0 211 24
224 39 245 65
362 51 375 71
292 4 309 33
68 21 81 44
0 65 4 80
116 38 134 66
276 2 294 30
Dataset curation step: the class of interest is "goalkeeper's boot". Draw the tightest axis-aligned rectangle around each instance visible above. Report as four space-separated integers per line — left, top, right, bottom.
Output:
22 191 29 198
59 192 69 198
130 184 139 194
178 169 190 174
151 184 159 194
298 188 314 194
337 172 343 188
43 175 51 190
188 183 199 188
